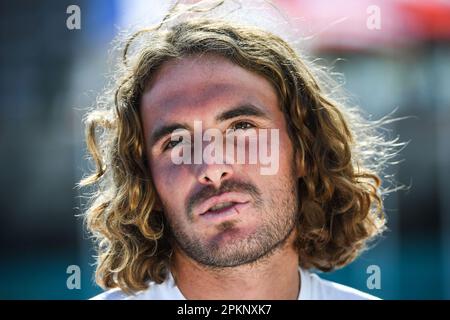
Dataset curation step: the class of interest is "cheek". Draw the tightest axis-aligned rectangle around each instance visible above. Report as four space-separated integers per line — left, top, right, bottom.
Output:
149 158 191 208
261 130 294 179
250 128 293 176
278 132 295 168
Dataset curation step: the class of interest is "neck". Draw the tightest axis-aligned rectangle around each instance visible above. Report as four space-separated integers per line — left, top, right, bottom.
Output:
170 230 300 300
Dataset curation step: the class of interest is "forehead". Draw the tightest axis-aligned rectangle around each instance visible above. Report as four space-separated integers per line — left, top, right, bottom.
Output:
140 54 280 120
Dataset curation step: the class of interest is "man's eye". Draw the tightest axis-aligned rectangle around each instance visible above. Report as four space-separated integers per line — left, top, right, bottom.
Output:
230 121 255 131
164 136 183 150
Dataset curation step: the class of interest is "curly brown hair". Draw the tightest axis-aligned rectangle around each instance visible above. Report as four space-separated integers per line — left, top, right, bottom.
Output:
79 0 402 293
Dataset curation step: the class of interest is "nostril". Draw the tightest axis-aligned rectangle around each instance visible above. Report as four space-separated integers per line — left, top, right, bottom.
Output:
198 165 233 186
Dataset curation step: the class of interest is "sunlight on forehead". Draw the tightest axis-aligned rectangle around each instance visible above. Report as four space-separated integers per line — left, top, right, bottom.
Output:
147 82 249 114
139 54 284 154
140 55 278 117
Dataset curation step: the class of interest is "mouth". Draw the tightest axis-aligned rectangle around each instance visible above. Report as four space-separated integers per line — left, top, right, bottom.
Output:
197 192 251 220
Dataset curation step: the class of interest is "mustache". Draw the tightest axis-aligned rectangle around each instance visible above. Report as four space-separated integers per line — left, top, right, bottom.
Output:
187 179 262 219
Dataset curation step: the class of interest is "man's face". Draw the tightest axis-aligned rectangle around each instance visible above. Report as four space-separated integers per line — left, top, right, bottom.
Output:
140 54 301 268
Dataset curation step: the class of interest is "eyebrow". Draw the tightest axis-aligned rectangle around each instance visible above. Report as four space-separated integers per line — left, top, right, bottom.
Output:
215 104 270 123
149 104 270 148
149 123 190 148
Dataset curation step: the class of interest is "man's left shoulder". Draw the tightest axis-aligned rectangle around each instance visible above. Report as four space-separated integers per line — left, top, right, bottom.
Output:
316 275 380 300
90 288 136 300
301 269 380 300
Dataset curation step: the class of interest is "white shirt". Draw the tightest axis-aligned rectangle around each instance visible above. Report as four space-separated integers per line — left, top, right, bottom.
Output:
91 267 379 300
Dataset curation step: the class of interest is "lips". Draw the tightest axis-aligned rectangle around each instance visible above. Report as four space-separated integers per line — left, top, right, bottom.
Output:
196 192 252 217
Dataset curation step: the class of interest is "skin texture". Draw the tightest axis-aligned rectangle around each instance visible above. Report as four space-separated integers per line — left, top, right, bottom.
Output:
140 54 304 299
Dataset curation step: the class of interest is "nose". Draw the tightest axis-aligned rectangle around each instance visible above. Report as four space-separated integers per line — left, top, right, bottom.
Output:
197 163 234 189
